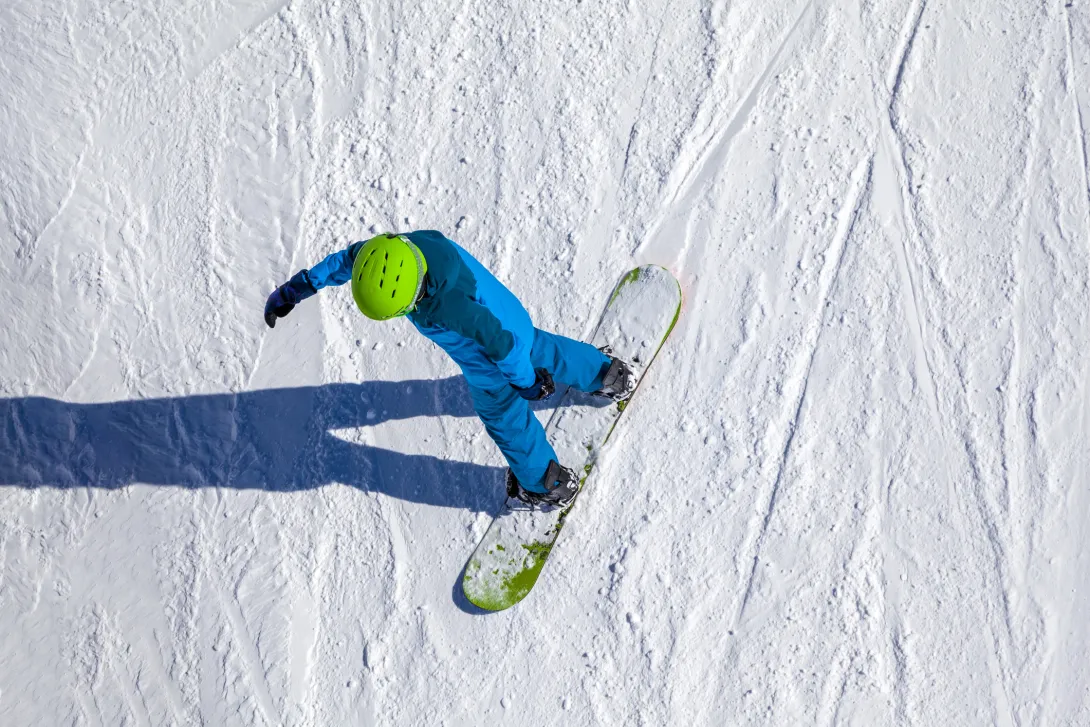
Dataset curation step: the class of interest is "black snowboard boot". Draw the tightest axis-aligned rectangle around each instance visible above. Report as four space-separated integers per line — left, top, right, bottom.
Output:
592 348 637 402
506 461 580 508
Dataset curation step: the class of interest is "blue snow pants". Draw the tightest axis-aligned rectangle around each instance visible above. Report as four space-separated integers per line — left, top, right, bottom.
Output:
468 329 610 492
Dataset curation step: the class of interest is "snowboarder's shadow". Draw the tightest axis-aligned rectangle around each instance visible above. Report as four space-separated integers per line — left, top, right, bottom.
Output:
0 377 605 513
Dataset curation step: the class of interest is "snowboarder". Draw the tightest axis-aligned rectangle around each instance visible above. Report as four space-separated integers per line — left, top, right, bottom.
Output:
264 230 635 507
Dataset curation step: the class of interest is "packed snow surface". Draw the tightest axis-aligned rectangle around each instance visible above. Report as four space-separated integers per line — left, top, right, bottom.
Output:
3 0 1090 724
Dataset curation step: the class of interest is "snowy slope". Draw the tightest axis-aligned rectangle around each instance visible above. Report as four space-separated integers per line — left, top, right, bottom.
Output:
3 0 1090 724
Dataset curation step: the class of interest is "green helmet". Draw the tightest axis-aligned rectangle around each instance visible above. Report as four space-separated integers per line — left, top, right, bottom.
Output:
350 234 429 320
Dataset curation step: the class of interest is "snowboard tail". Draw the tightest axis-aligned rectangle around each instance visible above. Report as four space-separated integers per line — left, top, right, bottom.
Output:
461 265 682 611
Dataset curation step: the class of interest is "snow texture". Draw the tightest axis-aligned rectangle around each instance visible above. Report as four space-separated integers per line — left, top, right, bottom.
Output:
2 0 1090 724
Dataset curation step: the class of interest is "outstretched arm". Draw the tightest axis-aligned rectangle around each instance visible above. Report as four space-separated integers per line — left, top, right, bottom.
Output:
263 241 365 328
305 240 366 289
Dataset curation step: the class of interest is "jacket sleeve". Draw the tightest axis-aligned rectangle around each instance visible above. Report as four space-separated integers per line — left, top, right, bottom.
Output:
441 295 537 389
305 240 366 290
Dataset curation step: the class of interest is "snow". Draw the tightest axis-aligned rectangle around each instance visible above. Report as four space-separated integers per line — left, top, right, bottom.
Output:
2 0 1089 724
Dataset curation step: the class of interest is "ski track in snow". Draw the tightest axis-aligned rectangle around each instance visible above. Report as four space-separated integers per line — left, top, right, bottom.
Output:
636 0 816 265
1068 5 1090 241
877 1 1014 719
735 153 874 623
881 0 941 425
4 0 1090 724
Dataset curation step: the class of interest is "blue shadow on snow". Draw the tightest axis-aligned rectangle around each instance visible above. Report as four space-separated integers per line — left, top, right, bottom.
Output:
0 377 602 514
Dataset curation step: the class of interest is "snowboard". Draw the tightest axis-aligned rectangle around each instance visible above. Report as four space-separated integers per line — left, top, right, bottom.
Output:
461 265 682 611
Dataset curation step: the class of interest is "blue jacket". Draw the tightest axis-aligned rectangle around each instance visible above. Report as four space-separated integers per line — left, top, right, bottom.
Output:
297 230 537 390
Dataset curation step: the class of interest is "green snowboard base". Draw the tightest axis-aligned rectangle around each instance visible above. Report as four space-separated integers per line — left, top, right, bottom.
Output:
461 265 682 611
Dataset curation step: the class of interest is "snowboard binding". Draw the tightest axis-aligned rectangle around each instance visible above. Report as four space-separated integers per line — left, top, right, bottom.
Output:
592 347 637 402
506 461 579 509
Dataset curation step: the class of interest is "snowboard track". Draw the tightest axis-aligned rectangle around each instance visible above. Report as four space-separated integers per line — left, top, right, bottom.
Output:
734 154 874 623
619 0 676 186
1064 6 1090 247
636 0 816 259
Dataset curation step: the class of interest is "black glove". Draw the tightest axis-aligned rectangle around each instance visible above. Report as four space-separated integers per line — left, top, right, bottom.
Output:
515 368 555 401
264 271 317 328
